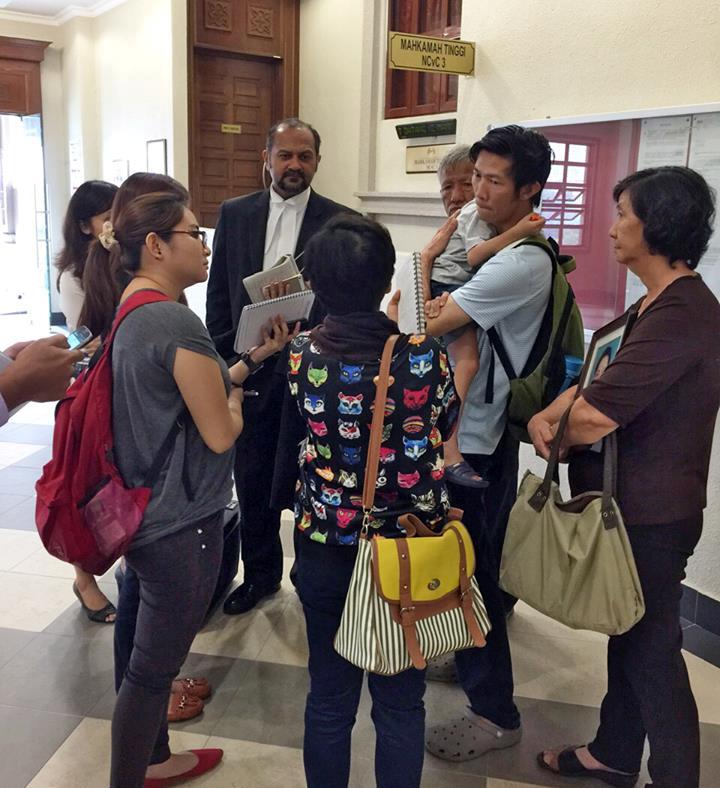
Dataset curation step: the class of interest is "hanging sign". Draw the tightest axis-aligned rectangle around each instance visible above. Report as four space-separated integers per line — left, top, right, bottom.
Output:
387 31 475 76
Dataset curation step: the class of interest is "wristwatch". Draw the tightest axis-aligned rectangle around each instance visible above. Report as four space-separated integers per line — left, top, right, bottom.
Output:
239 350 263 375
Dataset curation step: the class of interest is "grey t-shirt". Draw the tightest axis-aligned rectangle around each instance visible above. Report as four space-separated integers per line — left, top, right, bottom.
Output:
452 240 551 455
112 299 234 549
431 199 494 286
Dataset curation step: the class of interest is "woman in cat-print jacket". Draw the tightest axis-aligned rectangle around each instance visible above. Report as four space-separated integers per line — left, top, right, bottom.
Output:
288 214 459 788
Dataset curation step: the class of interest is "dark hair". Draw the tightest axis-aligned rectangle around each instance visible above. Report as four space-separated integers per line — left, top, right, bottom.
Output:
469 125 552 207
55 180 117 286
113 192 186 272
266 117 321 155
613 166 716 269
303 214 395 315
79 173 189 336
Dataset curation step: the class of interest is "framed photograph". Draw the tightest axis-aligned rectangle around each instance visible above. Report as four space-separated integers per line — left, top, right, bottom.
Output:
579 312 634 389
146 138 167 175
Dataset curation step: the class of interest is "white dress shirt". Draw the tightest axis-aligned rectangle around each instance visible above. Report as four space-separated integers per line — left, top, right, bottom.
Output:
263 186 312 271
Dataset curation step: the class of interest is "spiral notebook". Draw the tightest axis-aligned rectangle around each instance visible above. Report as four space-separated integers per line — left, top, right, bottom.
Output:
234 290 316 352
381 251 426 334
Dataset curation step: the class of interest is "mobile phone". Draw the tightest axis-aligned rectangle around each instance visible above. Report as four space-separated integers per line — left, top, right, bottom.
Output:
67 326 94 350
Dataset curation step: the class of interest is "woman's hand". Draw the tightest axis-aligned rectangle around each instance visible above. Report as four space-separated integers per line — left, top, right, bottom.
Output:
253 316 299 362
528 413 556 460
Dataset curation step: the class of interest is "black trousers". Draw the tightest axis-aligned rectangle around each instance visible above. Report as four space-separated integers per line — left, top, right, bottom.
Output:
234 364 285 588
588 515 703 788
449 431 521 729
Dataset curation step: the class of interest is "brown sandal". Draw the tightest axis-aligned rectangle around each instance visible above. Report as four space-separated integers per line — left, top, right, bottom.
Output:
171 676 211 700
167 692 204 723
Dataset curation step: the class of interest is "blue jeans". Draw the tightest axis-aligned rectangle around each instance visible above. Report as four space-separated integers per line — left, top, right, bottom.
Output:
296 537 426 788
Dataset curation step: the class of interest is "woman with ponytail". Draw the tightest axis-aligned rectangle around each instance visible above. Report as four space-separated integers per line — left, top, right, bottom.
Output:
56 180 118 624
105 190 292 787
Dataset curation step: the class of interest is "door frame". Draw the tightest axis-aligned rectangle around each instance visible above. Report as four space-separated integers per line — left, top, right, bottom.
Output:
187 0 299 223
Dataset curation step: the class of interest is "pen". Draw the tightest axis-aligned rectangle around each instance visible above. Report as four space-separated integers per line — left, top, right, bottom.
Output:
232 385 260 396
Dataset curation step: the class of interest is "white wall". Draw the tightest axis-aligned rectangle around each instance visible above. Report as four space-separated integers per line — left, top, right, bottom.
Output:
298 0 363 210
297 0 720 601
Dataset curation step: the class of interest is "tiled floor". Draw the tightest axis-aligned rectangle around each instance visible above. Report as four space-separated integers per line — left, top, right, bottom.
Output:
2 404 720 787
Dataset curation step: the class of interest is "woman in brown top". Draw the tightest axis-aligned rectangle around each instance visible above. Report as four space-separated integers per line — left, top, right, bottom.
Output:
529 167 719 788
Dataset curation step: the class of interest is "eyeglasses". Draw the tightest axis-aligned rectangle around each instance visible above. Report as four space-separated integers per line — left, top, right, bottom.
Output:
168 229 208 246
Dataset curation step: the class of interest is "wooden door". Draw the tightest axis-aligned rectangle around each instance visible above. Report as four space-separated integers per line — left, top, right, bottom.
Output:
191 53 276 227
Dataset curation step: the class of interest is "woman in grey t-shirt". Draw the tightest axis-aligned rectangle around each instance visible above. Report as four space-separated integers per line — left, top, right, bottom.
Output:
102 192 291 788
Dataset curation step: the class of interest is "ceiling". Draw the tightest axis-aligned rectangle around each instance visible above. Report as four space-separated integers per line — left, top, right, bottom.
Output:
0 0 126 23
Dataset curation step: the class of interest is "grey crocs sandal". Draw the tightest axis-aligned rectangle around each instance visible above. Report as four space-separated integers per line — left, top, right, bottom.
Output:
426 712 522 762
425 652 458 683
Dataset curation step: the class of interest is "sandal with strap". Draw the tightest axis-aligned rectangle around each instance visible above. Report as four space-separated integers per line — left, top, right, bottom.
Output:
537 746 639 787
167 693 204 723
72 581 116 624
171 677 211 700
445 460 489 489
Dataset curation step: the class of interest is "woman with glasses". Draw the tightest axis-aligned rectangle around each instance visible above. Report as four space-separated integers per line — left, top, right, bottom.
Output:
101 191 292 787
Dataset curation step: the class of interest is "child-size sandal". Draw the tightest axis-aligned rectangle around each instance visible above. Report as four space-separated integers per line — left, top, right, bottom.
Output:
445 460 489 489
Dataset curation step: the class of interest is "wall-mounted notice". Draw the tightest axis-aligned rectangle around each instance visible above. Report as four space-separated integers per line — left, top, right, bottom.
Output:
69 141 83 192
626 116 692 307
388 32 475 76
406 143 455 173
689 113 720 299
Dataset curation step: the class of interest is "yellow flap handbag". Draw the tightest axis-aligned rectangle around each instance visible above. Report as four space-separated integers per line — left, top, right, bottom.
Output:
334 336 491 675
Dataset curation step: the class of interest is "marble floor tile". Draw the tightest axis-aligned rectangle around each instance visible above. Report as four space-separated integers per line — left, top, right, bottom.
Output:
3 494 41 530
0 527 42 569
196 735 306 788
211 659 308 748
0 632 114 715
191 586 292 660
0 441 46 469
0 705 81 788
0 625 36 668
26 717 208 788
0 423 54 445
255 592 309 667
11 445 53 470
507 602 606 644
0 570 76 631
43 592 117 643
349 755 486 787
7 401 56 426
0 491 32 517
510 630 609 708
685 650 720 725
0 463 43 495
12 547 80 579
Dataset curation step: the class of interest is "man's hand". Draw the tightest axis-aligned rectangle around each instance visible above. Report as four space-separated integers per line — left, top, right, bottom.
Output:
527 413 556 460
262 280 290 300
386 289 401 324
0 335 83 411
421 210 460 263
424 291 450 320
3 341 33 360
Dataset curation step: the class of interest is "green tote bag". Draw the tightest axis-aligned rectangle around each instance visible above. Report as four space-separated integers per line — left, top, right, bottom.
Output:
499 407 645 636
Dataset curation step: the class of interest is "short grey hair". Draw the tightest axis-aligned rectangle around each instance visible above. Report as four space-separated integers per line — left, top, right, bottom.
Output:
437 145 472 179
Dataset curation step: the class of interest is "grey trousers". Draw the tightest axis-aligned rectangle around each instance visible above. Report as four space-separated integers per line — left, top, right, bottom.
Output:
110 512 223 788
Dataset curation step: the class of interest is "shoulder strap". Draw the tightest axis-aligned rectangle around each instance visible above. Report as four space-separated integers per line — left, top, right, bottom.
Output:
107 290 172 346
361 335 400 521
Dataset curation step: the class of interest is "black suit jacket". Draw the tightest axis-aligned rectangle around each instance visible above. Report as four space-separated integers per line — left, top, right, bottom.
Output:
206 188 357 362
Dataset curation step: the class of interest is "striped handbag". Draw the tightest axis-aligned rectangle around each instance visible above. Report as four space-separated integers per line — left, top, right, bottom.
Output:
333 336 491 675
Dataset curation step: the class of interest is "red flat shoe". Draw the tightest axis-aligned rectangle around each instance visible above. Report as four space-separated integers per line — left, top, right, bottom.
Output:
144 749 224 787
